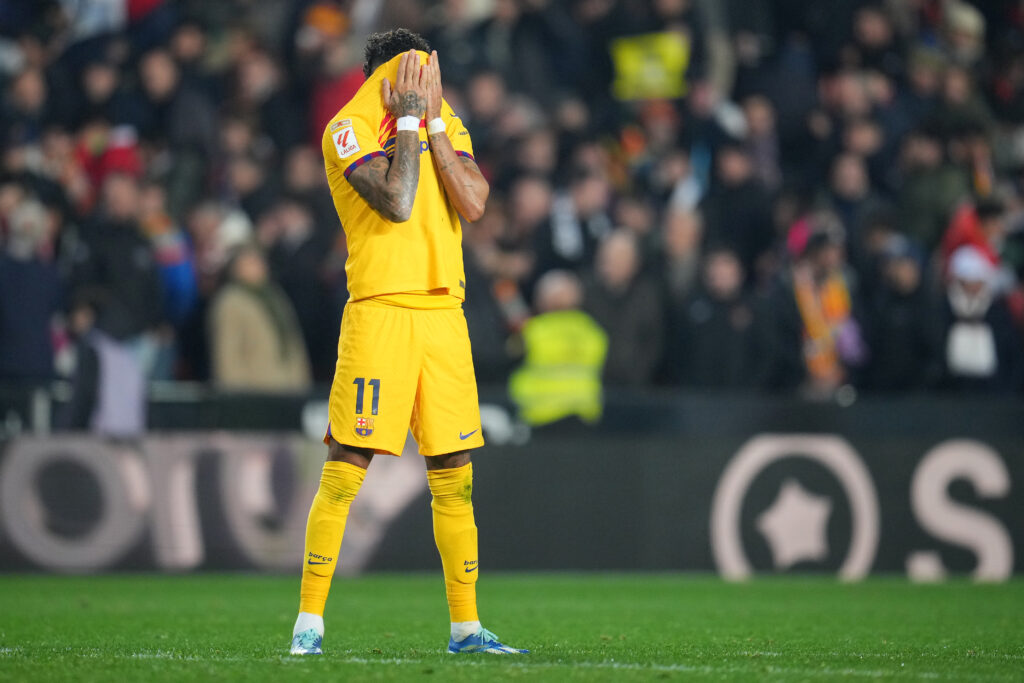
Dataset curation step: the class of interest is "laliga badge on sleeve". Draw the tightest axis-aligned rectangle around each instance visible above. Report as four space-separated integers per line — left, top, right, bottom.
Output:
354 417 374 437
333 125 361 159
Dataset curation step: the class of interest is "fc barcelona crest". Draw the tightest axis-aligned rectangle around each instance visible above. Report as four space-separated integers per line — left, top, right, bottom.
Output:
354 417 374 437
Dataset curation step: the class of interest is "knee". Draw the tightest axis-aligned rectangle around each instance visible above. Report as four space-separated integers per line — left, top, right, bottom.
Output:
425 450 471 471
318 451 369 504
327 440 374 468
427 460 474 506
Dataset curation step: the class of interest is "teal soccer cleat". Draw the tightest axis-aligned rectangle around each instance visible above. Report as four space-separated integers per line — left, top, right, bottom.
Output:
289 628 323 655
447 627 529 654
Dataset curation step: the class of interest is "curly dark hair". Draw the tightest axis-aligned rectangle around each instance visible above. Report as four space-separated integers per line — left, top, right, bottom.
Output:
363 28 430 78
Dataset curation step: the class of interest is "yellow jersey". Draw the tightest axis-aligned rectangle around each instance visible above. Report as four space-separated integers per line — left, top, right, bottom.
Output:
322 51 476 304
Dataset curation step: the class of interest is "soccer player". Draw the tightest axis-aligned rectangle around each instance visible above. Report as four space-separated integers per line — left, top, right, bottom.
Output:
289 29 527 656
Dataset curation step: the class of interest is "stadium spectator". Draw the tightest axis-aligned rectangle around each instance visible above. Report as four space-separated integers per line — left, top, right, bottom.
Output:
533 168 613 278
1 68 51 145
257 198 335 380
0 193 61 381
741 94 782 192
70 121 144 211
462 69 508 163
937 246 1023 393
657 207 703 309
665 247 764 388
59 292 147 438
506 174 552 266
898 47 945 127
941 197 1008 278
225 152 278 225
208 244 311 393
139 180 198 330
129 47 218 218
657 148 704 212
463 244 517 383
281 145 336 237
849 3 905 81
509 270 607 426
863 236 936 392
69 57 130 131
764 219 868 398
700 142 773 277
842 118 889 192
462 0 574 101
824 152 885 267
584 229 663 386
897 126 971 250
35 126 92 216
174 200 253 381
169 19 220 100
422 1 486 89
941 1 986 68
233 45 305 155
69 173 167 375
513 126 559 180
186 200 253 298
932 64 993 141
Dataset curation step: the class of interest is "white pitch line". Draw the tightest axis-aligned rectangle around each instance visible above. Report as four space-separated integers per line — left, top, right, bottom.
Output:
330 656 956 679
91 651 1013 680
5 648 1019 681
828 651 1024 661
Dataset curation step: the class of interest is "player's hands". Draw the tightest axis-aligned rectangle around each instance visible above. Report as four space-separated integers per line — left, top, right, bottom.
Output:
424 50 442 121
381 49 427 119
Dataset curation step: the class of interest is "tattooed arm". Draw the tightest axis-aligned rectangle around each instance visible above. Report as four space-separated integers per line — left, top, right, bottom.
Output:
348 50 427 223
422 51 489 222
348 139 420 223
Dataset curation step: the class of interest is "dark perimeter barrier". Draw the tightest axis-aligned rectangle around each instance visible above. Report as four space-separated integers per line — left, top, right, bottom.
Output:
0 387 1021 580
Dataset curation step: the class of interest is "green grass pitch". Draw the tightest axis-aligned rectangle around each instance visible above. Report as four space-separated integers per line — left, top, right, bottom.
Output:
0 574 1021 681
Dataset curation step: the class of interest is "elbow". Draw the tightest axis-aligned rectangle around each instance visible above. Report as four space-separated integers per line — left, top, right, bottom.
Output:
382 198 414 223
386 208 413 223
462 186 489 223
461 202 485 223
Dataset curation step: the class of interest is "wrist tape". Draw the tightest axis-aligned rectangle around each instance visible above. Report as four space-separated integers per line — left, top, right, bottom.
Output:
396 116 420 132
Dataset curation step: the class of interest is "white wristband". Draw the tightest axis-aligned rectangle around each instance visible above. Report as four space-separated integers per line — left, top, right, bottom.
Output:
427 117 446 136
396 116 420 132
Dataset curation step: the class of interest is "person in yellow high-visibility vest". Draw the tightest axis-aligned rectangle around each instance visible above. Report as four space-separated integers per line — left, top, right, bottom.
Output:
510 270 608 426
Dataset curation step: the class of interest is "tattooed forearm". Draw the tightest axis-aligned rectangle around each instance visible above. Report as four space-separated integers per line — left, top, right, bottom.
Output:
348 130 420 222
428 129 489 222
388 130 420 219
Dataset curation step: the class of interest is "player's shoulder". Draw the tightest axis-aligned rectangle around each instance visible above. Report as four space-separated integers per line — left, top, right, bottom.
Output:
323 114 355 144
323 82 383 139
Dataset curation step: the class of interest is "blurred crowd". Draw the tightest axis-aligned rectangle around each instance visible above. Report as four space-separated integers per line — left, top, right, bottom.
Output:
2 0 1024 409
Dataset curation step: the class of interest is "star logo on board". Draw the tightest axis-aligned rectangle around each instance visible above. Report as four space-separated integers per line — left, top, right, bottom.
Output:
755 478 833 570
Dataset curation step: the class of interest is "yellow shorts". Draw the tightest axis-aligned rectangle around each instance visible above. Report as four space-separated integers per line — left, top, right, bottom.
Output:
324 298 485 456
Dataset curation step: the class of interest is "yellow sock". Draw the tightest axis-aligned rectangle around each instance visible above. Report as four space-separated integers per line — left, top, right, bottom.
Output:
298 461 366 616
427 463 479 623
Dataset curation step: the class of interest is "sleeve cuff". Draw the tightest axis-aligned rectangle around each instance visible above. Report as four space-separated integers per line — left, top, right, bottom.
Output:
455 151 475 161
343 151 388 179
